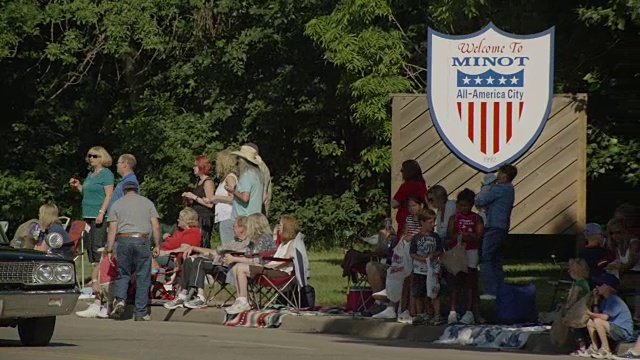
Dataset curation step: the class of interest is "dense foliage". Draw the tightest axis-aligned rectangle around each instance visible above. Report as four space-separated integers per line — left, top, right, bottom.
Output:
1 0 638 247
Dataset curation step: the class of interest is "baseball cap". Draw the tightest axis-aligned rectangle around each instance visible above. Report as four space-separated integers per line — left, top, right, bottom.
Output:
594 272 620 290
122 181 138 192
583 223 603 236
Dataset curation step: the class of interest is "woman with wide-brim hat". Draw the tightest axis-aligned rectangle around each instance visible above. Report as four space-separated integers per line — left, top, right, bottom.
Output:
224 145 265 219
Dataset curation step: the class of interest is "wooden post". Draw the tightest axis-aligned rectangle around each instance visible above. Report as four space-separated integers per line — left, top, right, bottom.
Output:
576 94 588 255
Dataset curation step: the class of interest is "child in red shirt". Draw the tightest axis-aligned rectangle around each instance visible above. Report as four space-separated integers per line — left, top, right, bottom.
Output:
447 188 484 325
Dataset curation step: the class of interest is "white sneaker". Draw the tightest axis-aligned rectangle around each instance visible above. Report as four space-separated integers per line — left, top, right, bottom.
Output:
447 311 459 324
76 303 101 318
372 289 388 301
225 297 251 314
398 309 410 319
372 306 396 319
97 306 109 319
397 311 413 324
460 311 475 325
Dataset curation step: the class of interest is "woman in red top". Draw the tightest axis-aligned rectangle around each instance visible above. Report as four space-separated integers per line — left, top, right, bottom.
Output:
156 208 202 268
391 160 428 236
447 188 484 325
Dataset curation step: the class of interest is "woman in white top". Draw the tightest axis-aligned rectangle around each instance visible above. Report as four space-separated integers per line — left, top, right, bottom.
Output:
427 185 457 242
225 215 299 314
605 217 640 319
207 149 238 245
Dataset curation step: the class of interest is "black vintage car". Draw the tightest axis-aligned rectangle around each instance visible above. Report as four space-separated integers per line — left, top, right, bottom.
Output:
0 224 79 346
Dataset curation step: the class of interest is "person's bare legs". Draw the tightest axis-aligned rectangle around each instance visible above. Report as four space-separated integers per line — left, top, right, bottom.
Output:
593 318 612 351
401 277 410 314
586 319 600 349
232 263 252 298
366 261 385 293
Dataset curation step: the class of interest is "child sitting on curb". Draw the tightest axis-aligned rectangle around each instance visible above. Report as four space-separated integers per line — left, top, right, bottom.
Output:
582 273 634 358
76 248 118 319
565 258 592 356
579 223 611 280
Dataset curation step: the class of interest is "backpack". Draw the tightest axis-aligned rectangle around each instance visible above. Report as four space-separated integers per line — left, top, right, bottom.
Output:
10 219 41 248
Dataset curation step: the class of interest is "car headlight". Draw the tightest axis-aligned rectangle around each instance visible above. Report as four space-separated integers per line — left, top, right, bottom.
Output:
33 263 75 284
35 264 54 283
54 264 74 283
45 232 63 249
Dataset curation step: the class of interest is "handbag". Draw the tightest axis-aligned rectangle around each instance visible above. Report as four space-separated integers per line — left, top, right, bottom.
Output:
441 242 467 275
562 293 593 328
550 317 572 347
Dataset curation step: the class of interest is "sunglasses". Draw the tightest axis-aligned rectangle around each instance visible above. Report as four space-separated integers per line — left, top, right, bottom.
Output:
87 154 101 159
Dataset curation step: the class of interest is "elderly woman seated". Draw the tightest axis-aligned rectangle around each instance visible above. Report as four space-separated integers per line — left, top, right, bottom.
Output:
164 213 276 309
225 214 299 314
152 207 202 271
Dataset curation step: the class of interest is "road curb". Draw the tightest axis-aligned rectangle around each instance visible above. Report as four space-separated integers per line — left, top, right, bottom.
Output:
74 301 630 354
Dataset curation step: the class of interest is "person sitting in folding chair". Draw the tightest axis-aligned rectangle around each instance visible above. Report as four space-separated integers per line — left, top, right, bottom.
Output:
184 213 276 309
153 207 202 270
224 214 300 314
163 215 251 309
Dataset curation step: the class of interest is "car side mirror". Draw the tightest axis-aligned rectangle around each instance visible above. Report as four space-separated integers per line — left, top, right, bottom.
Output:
0 221 8 233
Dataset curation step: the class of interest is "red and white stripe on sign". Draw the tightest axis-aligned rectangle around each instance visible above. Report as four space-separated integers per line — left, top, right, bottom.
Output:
456 101 523 155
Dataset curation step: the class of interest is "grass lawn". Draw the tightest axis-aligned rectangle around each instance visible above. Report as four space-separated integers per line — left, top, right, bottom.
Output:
76 248 565 314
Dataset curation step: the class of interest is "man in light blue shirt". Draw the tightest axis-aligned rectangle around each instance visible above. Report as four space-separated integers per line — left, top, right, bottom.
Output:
226 146 264 218
108 154 139 211
475 164 517 298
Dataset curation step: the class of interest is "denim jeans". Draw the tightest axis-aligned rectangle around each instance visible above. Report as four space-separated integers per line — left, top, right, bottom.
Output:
218 219 235 246
114 237 152 316
480 227 508 296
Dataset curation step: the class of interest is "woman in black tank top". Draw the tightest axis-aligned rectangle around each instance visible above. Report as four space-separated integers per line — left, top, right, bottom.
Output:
182 155 215 248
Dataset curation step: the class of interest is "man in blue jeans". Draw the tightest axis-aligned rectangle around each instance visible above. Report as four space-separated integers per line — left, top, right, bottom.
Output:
105 181 161 321
475 164 517 300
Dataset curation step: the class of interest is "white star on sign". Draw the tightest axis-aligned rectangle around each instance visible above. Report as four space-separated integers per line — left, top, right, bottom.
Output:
486 76 494 84
463 77 470 84
499 77 507 84
474 76 483 84
510 76 519 84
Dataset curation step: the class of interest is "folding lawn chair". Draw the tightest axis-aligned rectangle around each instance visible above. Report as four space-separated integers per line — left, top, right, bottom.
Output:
67 220 90 288
548 254 573 311
250 234 310 311
205 265 237 307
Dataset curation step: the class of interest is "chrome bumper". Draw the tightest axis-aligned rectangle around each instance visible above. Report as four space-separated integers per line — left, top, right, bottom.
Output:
0 289 80 319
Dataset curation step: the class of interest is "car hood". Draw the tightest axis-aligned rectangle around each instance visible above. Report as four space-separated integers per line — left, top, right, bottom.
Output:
0 245 71 262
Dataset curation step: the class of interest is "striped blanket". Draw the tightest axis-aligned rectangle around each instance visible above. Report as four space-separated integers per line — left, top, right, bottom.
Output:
224 309 291 328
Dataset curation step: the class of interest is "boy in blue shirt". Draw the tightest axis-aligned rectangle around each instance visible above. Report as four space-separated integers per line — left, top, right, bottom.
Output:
584 273 634 358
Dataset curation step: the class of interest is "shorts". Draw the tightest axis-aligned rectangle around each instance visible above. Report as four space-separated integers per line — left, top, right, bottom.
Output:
86 219 107 264
466 249 479 269
248 265 290 279
608 323 628 342
411 274 427 297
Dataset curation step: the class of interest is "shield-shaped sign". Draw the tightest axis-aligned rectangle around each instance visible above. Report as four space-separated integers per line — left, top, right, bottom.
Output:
427 23 554 172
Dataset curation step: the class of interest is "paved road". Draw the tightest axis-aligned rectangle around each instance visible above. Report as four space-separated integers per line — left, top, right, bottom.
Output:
0 316 565 360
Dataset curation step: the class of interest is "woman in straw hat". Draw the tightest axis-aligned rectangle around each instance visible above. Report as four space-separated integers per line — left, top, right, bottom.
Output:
224 145 265 219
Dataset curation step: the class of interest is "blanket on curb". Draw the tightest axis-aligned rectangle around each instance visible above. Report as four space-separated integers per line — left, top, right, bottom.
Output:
224 309 292 328
435 324 550 349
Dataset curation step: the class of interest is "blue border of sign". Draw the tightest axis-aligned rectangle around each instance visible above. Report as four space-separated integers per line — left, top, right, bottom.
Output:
426 22 555 173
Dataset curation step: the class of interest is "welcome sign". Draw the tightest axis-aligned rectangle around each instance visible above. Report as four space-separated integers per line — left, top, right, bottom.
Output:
427 23 555 172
